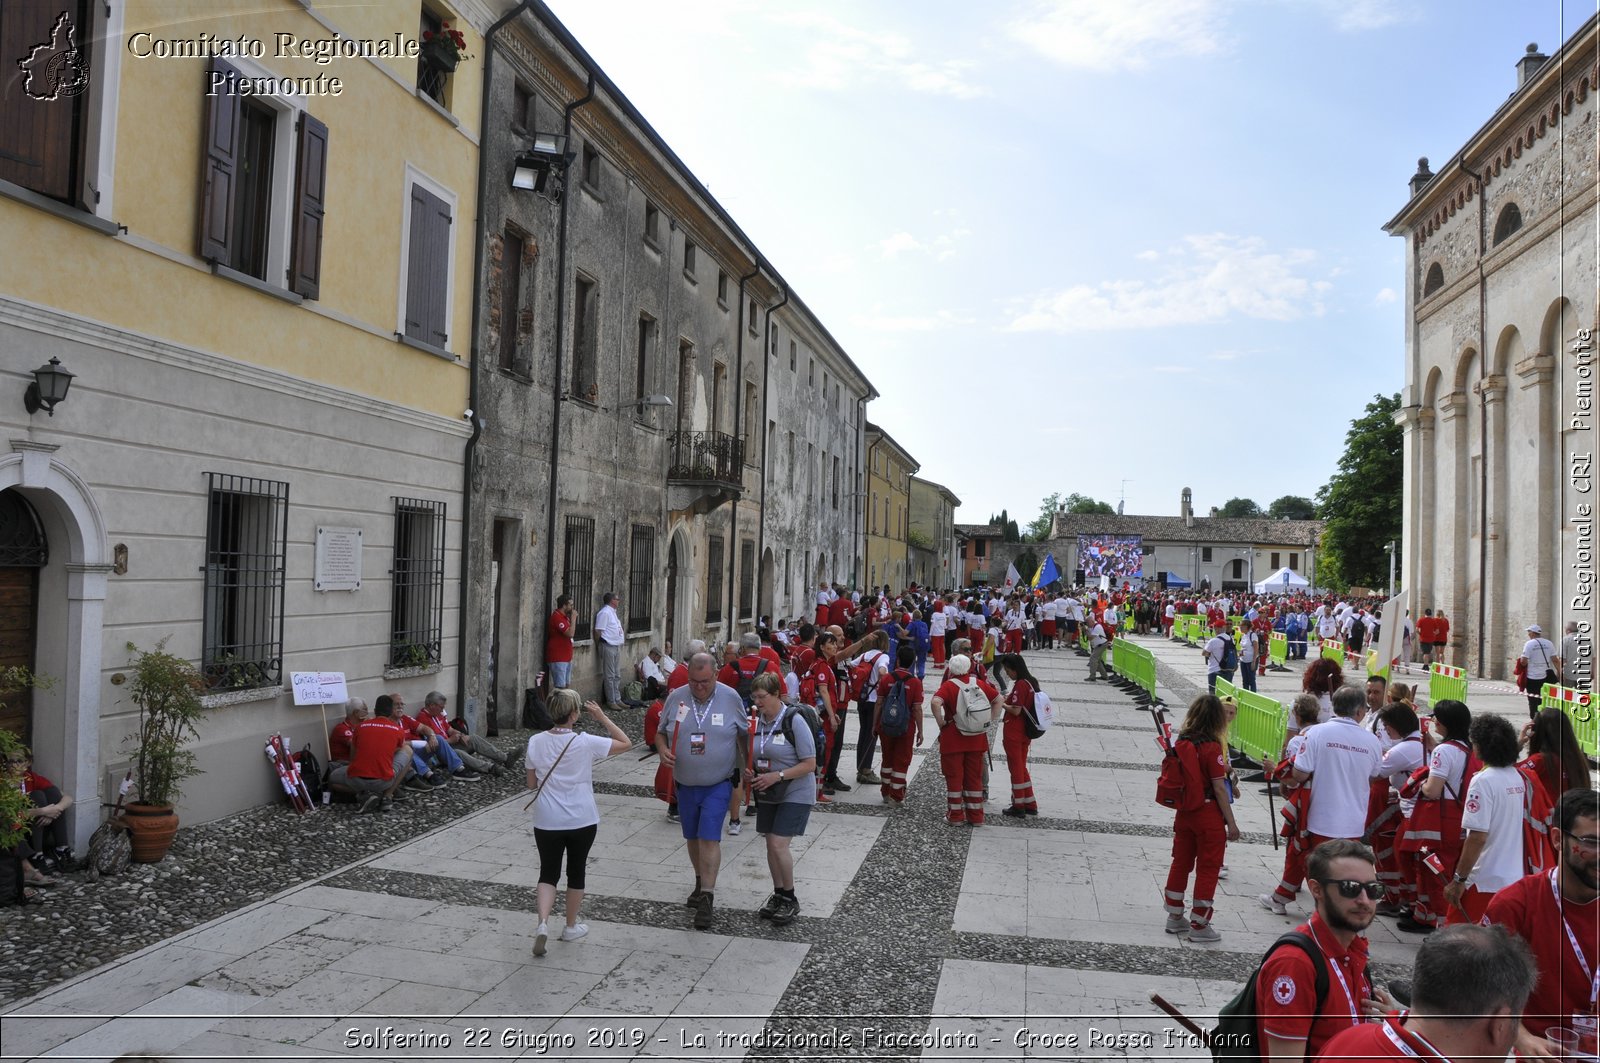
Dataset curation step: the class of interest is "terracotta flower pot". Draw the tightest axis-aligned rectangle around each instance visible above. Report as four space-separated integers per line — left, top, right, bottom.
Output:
123 802 179 863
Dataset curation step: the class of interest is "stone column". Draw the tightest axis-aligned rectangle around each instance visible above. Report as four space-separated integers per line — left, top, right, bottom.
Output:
1516 352 1556 627
1477 374 1508 678
1438 393 1470 667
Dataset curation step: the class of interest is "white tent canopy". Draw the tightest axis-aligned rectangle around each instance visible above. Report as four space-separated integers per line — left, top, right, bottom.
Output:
1254 567 1310 594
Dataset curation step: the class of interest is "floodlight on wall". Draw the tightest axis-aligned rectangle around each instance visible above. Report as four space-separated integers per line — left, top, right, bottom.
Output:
23 357 73 416
511 130 570 192
562 392 674 413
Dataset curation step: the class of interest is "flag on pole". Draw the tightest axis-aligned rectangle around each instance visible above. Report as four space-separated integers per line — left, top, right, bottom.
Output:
1037 553 1061 588
1003 561 1021 590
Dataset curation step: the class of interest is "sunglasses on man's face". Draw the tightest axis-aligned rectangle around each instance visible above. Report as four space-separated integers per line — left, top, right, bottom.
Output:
1317 878 1384 901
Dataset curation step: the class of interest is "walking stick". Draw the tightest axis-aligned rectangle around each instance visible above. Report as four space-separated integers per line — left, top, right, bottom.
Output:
1150 994 1211 1047
1263 757 1280 851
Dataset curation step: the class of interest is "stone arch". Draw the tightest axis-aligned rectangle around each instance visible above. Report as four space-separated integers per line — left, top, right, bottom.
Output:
1539 296 1575 357
1421 365 1445 409
758 546 775 624
1423 262 1445 297
0 445 111 854
1493 202 1523 246
1492 323 1524 378
1453 344 1480 395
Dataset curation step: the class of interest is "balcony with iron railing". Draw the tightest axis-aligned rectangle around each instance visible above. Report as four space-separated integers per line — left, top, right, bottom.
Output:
667 430 744 514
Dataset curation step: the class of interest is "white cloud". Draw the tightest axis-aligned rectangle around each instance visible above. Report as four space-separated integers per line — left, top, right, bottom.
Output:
1007 0 1226 71
1374 287 1398 304
1007 233 1328 333
874 225 972 261
852 308 977 333
772 12 987 98
1305 0 1415 31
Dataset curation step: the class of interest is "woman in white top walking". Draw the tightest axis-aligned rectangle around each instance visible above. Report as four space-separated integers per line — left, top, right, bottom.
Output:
526 688 631 956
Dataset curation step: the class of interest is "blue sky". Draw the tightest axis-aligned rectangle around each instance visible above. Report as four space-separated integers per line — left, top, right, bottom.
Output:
544 0 1595 528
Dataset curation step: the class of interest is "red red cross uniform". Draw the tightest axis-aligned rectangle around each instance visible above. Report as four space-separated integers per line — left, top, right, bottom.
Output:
935 675 995 824
1001 679 1038 813
1163 737 1229 928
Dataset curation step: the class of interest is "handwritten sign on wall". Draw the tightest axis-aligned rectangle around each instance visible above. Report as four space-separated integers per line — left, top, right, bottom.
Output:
291 671 349 705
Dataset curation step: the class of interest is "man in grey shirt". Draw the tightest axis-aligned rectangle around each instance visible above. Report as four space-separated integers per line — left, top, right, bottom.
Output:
656 653 747 930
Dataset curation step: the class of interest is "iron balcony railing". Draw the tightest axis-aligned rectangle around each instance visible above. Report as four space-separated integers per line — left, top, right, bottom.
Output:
667 431 744 488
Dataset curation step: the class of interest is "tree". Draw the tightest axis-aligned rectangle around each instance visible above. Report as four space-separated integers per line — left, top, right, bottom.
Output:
1012 547 1039 585
1060 492 1115 515
1026 492 1062 541
1219 498 1262 518
1268 495 1317 520
1315 393 1402 591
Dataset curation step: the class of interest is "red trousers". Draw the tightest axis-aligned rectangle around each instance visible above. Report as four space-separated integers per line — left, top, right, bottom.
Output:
941 749 985 823
1272 832 1336 902
931 637 947 665
1002 733 1036 810
1165 805 1227 927
1408 843 1462 927
879 732 915 803
815 605 828 626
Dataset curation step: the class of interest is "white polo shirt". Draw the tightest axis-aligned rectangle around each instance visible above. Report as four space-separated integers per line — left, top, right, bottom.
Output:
1293 716 1385 839
1522 637 1559 680
1460 765 1529 892
1379 734 1426 816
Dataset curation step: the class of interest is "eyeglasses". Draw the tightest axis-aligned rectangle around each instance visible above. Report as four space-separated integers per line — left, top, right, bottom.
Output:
1563 831 1600 853
1317 878 1384 901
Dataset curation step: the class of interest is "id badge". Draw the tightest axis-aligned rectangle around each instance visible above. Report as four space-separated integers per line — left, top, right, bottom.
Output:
754 757 771 772
689 732 706 756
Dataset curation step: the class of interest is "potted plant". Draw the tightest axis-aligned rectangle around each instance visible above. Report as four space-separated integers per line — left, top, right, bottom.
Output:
119 641 208 863
420 21 469 73
0 728 33 858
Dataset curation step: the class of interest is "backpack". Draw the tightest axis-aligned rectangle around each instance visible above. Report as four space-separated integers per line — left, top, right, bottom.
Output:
735 658 768 709
1155 737 1206 812
952 677 992 736
297 744 325 803
850 651 884 702
878 672 912 738
779 702 826 774
1218 635 1238 671
1209 932 1328 1060
1021 689 1049 740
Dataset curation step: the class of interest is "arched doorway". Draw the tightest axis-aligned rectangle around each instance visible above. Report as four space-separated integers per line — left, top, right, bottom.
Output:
665 536 679 651
758 547 775 624
0 489 47 744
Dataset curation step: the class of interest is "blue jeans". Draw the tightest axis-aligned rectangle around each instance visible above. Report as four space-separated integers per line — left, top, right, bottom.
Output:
1241 661 1256 692
429 739 465 774
914 649 928 679
1207 670 1235 693
549 661 571 689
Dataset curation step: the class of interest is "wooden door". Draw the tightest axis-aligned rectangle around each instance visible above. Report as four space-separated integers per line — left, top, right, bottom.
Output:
0 567 37 744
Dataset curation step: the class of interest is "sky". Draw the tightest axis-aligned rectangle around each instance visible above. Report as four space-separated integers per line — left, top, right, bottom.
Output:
544 0 1597 530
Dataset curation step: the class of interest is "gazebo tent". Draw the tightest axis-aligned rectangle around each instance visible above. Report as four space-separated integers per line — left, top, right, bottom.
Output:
1254 566 1310 594
1161 571 1192 587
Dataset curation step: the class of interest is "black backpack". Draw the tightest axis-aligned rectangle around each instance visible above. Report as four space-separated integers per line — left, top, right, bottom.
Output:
877 672 912 738
735 659 768 709
780 702 826 773
1209 931 1327 1060
296 744 325 802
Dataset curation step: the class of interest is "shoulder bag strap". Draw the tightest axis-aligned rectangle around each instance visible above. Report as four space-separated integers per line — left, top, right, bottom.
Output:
523 735 579 810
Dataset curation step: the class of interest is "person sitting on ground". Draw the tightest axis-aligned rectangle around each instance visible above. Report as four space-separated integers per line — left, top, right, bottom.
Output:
638 648 668 700
391 692 481 781
417 690 512 775
16 747 75 873
343 697 415 813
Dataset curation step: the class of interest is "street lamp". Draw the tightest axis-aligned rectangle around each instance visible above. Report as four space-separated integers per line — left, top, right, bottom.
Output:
1385 541 1396 598
23 357 74 416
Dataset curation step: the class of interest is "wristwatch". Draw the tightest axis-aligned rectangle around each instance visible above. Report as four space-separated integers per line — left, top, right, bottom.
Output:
1452 873 1469 885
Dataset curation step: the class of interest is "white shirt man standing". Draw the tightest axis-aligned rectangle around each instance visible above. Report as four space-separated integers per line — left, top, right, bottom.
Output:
1519 623 1562 717
595 592 626 709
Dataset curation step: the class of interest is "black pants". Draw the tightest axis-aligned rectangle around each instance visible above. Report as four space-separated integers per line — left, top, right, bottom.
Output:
534 824 597 889
856 700 878 772
27 789 66 855
1526 677 1549 719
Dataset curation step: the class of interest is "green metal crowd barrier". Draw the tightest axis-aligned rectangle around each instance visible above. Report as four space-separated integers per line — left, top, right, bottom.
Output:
1321 642 1346 669
1111 637 1159 703
1428 663 1469 707
1214 677 1288 765
1228 615 1245 631
1541 683 1598 758
1268 632 1288 667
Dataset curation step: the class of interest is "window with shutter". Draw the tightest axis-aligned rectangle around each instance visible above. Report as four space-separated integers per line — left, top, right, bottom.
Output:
290 112 328 298
0 0 93 206
404 182 452 349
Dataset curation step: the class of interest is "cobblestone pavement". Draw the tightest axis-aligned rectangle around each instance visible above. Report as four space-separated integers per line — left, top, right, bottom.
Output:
0 636 1438 1061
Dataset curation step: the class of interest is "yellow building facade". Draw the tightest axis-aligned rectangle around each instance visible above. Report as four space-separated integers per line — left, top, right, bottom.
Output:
863 422 919 593
0 0 482 840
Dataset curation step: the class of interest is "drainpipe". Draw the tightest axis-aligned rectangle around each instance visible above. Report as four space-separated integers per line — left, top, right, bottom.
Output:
754 272 788 624
725 263 761 634
854 397 866 587
541 72 596 652
1461 158 1487 671
459 0 535 728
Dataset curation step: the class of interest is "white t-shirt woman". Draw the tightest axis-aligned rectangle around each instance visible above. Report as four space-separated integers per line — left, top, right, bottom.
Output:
526 729 615 831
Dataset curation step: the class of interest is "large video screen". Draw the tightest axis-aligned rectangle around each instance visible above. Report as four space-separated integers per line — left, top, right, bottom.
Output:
1077 534 1144 580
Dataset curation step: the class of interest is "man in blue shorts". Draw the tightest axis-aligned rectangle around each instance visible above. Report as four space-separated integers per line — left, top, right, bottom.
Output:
656 652 748 930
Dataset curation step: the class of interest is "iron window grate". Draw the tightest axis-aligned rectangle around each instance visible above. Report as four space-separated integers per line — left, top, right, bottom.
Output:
202 473 289 691
627 525 654 633
705 535 724 624
738 540 754 620
0 490 48 567
564 516 595 640
391 497 446 668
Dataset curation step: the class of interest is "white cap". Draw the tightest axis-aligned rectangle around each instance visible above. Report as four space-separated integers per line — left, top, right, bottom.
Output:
1527 624 1542 635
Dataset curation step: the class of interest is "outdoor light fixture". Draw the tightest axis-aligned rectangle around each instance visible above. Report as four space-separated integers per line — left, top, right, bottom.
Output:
511 130 570 192
23 356 73 416
562 392 674 412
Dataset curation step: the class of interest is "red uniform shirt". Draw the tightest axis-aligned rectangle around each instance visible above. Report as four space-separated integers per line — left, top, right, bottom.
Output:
545 609 574 663
329 720 356 762
419 708 455 741
1255 913 1371 1058
874 669 924 734
21 770 53 794
793 646 817 676
1485 870 1600 1039
805 659 839 715
349 716 406 780
666 662 689 692
1002 679 1035 742
934 676 997 753
718 653 773 691
1317 1013 1442 1062
759 645 782 671
1182 737 1229 811
827 597 852 628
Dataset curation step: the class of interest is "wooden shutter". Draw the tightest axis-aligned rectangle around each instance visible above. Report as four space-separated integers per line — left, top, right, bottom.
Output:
404 183 450 348
198 58 241 263
0 0 90 203
289 111 328 299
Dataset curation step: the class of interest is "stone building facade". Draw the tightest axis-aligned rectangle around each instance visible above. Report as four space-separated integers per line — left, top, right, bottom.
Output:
864 424 919 593
1386 25 1599 678
909 477 961 589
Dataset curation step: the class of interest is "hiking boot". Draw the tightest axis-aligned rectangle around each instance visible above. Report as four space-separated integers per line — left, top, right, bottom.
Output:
693 891 714 930
1396 916 1435 934
533 921 548 957
1164 913 1190 934
452 770 483 782
856 769 882 785
1001 806 1027 818
1187 924 1222 943
1258 893 1288 916
358 794 381 814
1023 807 1038 816
769 895 799 926
686 885 704 908
758 893 782 920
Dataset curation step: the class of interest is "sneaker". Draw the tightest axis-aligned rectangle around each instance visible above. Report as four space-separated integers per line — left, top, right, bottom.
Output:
1259 893 1289 916
403 776 431 792
727 819 743 836
686 886 704 909
1164 913 1190 934
358 794 381 814
693 891 714 930
857 769 882 785
758 893 782 920
825 776 852 793
1001 806 1027 818
816 793 833 803
426 773 451 788
533 921 548 957
667 804 680 822
1187 924 1222 943
1376 901 1409 918
379 796 394 811
559 923 589 942
452 770 483 782
1396 916 1436 934
769 896 799 926
1218 866 1229 880
1023 807 1038 816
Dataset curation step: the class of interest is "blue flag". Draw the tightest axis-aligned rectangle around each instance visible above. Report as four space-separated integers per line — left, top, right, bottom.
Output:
1037 553 1061 588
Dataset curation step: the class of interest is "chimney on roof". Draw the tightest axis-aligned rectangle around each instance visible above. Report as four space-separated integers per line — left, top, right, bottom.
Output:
1181 487 1193 528
1409 157 1433 197
1518 43 1548 89
1210 507 1219 519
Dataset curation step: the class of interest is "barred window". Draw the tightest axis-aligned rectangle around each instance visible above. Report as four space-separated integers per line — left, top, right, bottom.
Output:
563 516 595 640
739 540 755 619
627 525 654 633
202 473 289 691
706 535 724 624
391 498 445 668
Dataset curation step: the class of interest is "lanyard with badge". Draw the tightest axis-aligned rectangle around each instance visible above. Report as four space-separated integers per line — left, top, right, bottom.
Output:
1552 871 1600 1041
1380 1015 1450 1060
685 693 712 756
753 709 787 779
